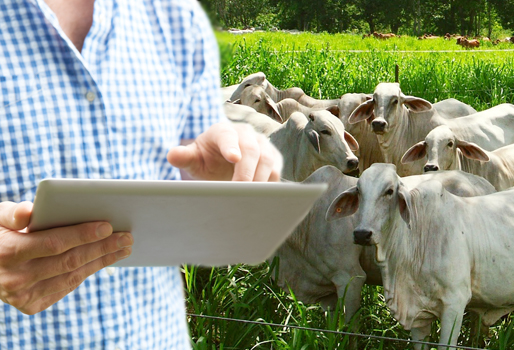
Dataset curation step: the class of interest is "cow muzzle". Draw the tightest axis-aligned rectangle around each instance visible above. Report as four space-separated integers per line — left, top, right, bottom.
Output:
354 229 373 245
346 158 359 171
371 120 387 134
424 164 439 172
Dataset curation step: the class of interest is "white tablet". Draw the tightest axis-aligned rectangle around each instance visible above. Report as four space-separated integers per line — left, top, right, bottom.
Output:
27 178 327 267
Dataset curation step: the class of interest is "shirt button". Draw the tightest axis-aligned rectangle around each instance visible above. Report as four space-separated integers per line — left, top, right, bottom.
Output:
85 91 96 102
105 267 116 276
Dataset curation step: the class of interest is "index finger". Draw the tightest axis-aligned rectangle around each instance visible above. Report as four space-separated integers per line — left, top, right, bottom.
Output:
4 222 113 262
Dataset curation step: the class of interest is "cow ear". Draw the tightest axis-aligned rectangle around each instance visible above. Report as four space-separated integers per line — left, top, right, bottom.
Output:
306 128 321 153
265 95 283 122
348 99 375 124
325 186 359 221
344 131 359 151
401 95 433 112
457 140 490 162
397 184 413 229
326 105 340 118
401 141 427 164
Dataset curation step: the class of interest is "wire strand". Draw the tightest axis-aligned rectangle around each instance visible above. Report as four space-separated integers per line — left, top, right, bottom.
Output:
187 313 488 350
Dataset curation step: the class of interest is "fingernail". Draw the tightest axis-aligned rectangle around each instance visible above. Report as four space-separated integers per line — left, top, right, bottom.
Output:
116 248 131 260
229 147 241 158
117 233 133 248
96 223 112 238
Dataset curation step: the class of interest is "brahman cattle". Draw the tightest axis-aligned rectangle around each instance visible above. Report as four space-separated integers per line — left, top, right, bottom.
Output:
269 111 359 181
272 165 494 331
348 83 487 176
401 124 514 191
326 163 501 350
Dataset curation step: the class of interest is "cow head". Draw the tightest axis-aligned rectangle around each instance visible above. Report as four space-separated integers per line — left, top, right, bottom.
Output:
227 72 267 102
304 110 359 174
326 163 412 250
237 85 283 122
401 125 489 172
348 83 432 136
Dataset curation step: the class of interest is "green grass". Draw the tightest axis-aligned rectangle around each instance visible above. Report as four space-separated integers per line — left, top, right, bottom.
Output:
217 32 514 111
185 32 514 349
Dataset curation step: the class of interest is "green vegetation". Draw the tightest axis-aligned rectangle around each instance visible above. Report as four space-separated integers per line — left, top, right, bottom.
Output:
201 0 514 38
185 32 514 349
218 32 514 111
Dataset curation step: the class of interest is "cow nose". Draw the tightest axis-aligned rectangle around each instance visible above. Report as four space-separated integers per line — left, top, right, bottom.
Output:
371 120 387 133
424 164 439 172
354 229 373 245
347 158 359 170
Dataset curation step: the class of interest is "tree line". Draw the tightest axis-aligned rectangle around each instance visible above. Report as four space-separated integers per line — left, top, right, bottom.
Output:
199 0 514 38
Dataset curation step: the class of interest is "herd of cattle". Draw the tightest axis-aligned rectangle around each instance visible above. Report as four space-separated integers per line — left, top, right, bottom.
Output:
362 31 514 48
221 72 514 349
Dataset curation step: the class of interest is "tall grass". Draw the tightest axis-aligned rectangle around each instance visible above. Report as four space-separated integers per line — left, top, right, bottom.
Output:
218 33 514 111
185 32 514 349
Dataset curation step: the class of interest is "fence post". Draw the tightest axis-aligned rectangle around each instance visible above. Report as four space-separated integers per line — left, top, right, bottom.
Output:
395 64 399 83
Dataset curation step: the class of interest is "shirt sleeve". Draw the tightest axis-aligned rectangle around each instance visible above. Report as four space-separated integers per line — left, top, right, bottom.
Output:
180 2 228 141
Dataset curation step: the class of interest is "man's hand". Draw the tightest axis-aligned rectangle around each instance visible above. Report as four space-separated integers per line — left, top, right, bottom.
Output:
0 201 133 315
167 123 283 181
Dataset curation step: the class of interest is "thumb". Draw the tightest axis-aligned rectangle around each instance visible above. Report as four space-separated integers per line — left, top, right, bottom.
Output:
0 201 33 231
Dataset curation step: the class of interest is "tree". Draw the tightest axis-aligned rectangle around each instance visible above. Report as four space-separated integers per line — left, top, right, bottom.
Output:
489 0 514 33
354 0 384 33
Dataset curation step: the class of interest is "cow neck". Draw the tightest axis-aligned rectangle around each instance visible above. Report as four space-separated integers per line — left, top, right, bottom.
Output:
377 193 440 328
377 107 436 166
288 117 311 181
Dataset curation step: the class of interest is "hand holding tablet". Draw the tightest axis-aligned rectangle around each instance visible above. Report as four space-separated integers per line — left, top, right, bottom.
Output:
28 178 327 267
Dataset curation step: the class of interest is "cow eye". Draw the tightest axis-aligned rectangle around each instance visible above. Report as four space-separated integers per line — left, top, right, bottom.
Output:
320 130 332 136
392 99 398 105
447 141 454 148
385 188 394 196
254 99 261 103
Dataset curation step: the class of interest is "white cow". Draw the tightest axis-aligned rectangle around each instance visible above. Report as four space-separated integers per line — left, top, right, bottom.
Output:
272 165 495 328
338 93 384 173
326 163 503 350
234 84 340 123
237 89 382 174
401 124 514 191
236 84 341 114
348 83 478 176
223 102 282 137
221 72 267 103
269 111 359 181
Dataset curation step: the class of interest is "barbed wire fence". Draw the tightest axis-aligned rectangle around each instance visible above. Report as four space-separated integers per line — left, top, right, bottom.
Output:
187 313 490 350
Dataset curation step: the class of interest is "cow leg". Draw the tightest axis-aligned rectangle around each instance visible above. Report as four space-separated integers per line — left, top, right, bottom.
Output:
411 324 431 350
438 305 465 350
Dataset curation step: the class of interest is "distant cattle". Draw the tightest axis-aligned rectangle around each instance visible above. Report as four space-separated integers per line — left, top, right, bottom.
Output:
372 32 397 39
457 37 480 48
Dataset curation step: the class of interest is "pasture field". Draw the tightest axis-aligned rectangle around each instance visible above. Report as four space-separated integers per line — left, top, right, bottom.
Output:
185 32 514 349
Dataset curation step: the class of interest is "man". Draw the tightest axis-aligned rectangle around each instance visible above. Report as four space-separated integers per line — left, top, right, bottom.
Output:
0 0 282 349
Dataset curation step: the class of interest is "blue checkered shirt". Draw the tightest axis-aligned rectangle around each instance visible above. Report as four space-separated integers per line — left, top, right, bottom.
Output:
0 0 226 349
